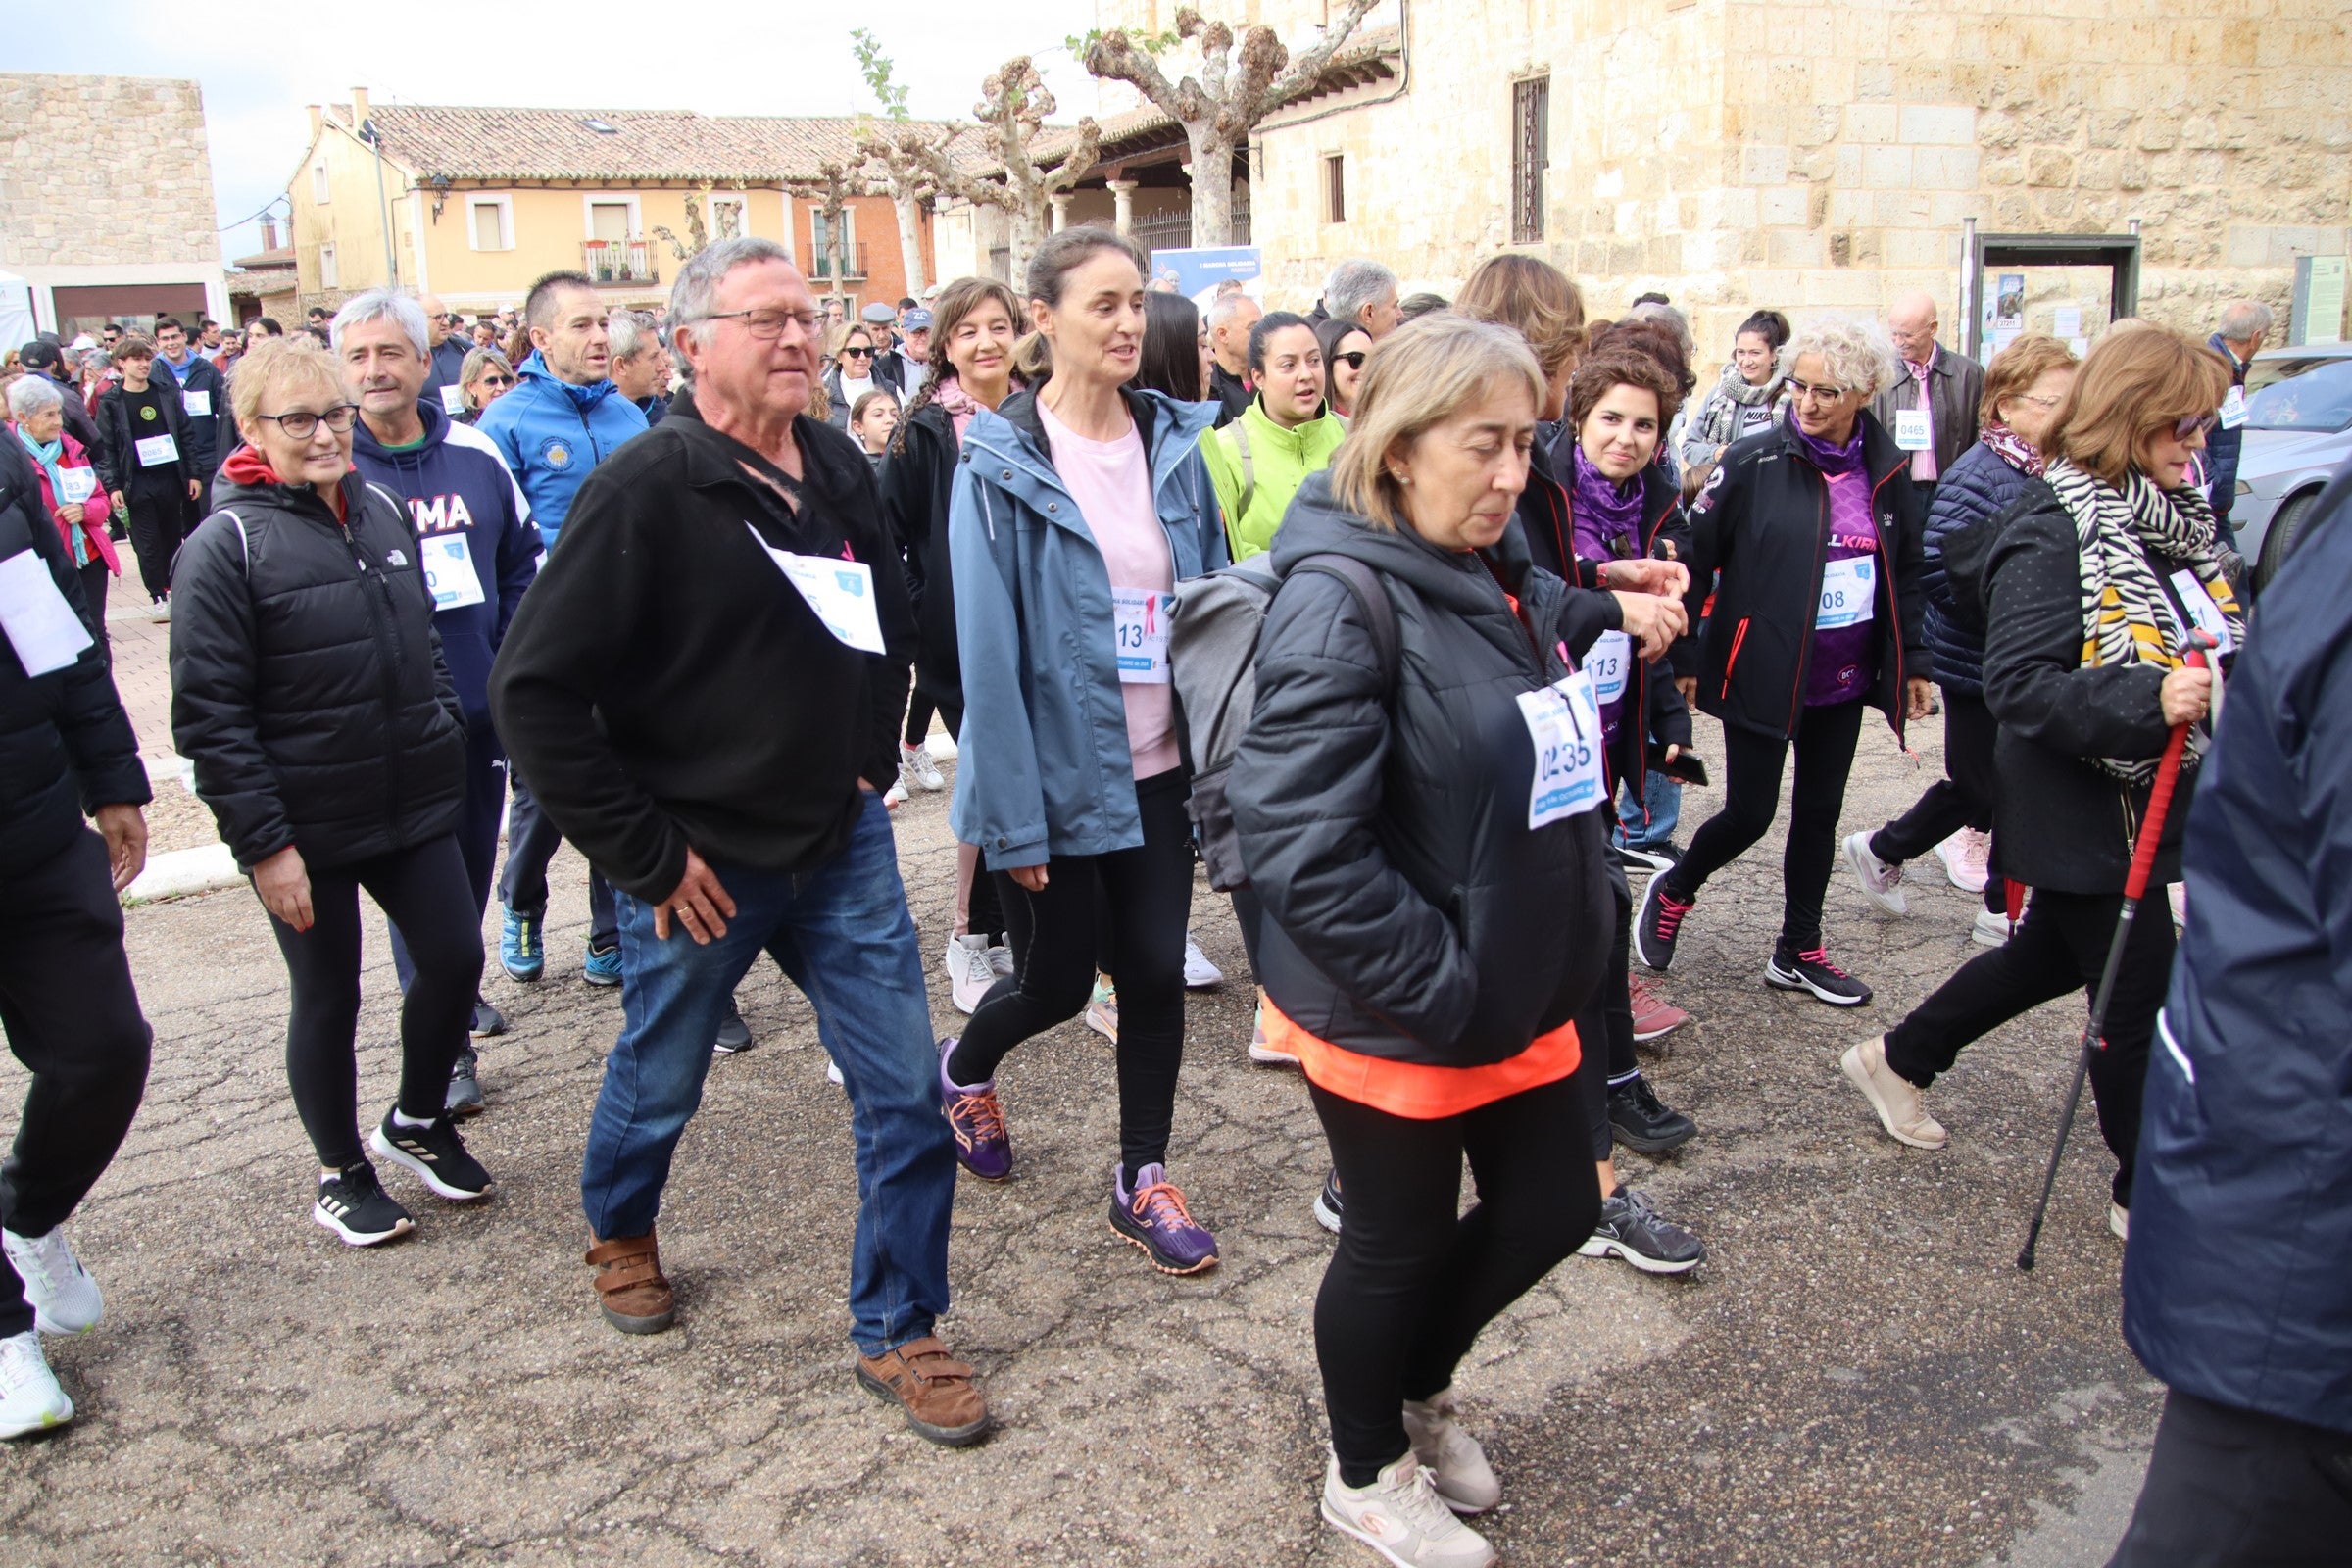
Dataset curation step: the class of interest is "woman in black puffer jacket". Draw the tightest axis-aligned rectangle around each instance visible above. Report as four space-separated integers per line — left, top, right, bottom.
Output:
1229 316 1610 1560
171 339 490 1250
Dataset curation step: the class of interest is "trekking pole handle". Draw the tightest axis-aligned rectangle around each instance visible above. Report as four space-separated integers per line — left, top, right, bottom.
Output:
2123 639 2213 905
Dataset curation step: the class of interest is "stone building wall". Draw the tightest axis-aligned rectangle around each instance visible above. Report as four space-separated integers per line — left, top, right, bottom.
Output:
0 73 221 269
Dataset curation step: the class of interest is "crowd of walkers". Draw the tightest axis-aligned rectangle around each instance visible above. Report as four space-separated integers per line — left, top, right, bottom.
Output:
0 236 2342 1567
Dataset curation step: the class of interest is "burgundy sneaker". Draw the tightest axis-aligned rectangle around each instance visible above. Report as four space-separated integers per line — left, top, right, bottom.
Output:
937 1037 1011 1181
1109 1162 1218 1275
1628 978 1691 1044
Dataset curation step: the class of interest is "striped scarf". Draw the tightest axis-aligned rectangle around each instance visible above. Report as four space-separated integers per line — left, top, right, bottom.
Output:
2043 457 2243 783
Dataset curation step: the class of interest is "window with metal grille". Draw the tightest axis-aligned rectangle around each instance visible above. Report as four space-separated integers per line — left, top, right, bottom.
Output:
1323 155 1347 224
1511 75 1550 244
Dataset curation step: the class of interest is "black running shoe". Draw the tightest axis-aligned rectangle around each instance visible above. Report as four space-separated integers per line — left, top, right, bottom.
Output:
469 997 506 1037
1765 943 1874 1006
1578 1186 1704 1274
1633 875 1695 972
712 1003 754 1055
1312 1169 1343 1235
370 1113 494 1200
1608 1074 1696 1154
313 1161 415 1247
1617 840 1683 876
444 1048 485 1118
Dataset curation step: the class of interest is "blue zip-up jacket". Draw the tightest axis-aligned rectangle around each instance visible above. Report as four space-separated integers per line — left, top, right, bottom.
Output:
473 352 647 546
2123 459 2352 1436
949 387 1226 870
1918 438 2035 696
351 398 540 731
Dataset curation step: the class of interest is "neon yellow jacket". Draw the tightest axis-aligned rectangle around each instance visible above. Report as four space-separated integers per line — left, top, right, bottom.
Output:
1201 399 1348 561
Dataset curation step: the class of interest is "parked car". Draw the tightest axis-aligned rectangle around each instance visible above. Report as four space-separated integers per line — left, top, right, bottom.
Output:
2232 343 2352 591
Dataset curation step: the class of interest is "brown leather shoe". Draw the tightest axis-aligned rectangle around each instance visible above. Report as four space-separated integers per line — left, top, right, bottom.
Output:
585 1229 675 1335
855 1335 992 1446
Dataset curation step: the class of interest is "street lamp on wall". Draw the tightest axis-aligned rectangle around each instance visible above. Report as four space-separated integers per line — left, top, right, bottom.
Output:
428 174 452 222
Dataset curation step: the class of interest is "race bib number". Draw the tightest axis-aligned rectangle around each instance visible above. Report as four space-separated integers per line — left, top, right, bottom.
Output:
746 524 884 654
0 550 94 677
1893 409 1932 452
2218 385 2247 430
1817 556 1877 630
1587 628 1633 707
1517 670 1606 830
2168 569 2236 657
58 467 98 507
439 384 468 416
181 389 212 418
419 533 486 611
134 432 179 468
1112 586 1173 684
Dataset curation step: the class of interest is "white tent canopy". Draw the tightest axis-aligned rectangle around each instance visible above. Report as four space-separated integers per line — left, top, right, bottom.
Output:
0 268 35 356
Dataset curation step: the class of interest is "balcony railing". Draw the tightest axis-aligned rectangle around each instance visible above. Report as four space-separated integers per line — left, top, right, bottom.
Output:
581 239 659 285
811 242 869 280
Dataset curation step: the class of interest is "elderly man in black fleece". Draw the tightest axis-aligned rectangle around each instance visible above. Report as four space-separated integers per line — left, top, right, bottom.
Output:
489 236 989 1447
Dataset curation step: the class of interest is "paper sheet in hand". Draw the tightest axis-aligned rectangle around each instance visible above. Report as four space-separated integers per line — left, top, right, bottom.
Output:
746 523 884 654
0 550 94 676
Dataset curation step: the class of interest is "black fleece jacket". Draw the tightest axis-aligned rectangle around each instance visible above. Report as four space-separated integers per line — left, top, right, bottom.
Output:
878 400 962 708
488 385 915 902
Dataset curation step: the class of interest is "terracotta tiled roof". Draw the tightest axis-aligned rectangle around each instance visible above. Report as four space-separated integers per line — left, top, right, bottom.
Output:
230 246 295 270
321 103 985 183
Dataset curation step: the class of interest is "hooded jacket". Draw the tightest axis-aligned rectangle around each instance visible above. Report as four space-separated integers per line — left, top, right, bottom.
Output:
473 352 648 546
349 398 540 730
1200 396 1348 561
879 397 966 708
1228 473 1611 1067
949 386 1227 870
1672 415 1928 743
170 453 466 870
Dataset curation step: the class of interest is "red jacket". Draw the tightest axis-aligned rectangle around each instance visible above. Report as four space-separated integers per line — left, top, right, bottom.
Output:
23 428 122 576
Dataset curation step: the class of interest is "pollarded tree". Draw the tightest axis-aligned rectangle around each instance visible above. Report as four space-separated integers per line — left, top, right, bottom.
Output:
851 28 933 296
894 56 1102 287
1081 2 1380 247
790 158 871 304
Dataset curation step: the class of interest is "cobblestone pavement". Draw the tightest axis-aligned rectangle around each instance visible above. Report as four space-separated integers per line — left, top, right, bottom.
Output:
2 623 2159 1564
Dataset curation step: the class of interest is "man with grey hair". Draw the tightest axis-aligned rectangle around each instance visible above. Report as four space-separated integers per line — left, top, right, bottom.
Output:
2205 298 2273 551
1203 291 1261 424
605 309 671 425
1323 258 1403 340
489 238 988 1446
1869 289 1984 514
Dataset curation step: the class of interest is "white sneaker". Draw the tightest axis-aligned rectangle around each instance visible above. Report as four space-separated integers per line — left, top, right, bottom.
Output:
1842 832 1908 916
1182 932 1222 989
1321 1451 1495 1568
1247 997 1299 1066
883 776 907 808
1839 1035 1948 1150
825 1058 845 1088
944 934 995 1015
2110 1201 2130 1242
1936 828 1992 895
901 742 946 792
985 942 1015 983
1971 908 2014 948
1 1227 101 1336
147 600 170 624
0 1331 72 1439
1401 1389 1501 1515
2169 883 2187 930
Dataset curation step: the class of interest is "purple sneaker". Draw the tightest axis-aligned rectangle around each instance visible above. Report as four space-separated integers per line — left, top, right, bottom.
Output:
1109 1162 1219 1275
937 1037 1011 1182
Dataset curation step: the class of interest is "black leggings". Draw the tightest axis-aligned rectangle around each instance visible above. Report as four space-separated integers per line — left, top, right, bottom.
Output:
1585 848 1640 1158
1311 1067 1600 1485
1870 687 2004 915
1885 886 2171 1207
948 769 1192 1175
265 835 484 1169
905 692 936 749
1667 699 1864 950
123 481 183 602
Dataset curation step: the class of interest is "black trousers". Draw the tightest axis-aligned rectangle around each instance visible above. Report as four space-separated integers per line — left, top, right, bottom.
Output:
266 835 484 1169
123 480 184 602
1870 687 2004 914
0 832 153 1338
2108 1390 2352 1566
904 692 936 749
1668 698 1865 950
390 725 504 996
1885 887 2171 1206
949 769 1192 1175
75 560 111 652
498 770 617 951
1311 1067 1599 1485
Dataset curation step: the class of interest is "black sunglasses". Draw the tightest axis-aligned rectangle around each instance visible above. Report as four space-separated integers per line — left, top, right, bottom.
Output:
1331 350 1367 370
842 345 876 360
475 373 514 388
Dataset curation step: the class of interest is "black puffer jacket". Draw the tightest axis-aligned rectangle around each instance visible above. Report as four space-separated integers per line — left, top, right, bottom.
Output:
1918 439 2035 696
1229 474 1611 1069
1673 415 1928 742
879 398 963 708
0 436 150 880
171 464 466 871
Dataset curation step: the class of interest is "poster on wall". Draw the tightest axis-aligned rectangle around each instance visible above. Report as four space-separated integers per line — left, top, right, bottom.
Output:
1993 273 2027 331
1149 246 1263 312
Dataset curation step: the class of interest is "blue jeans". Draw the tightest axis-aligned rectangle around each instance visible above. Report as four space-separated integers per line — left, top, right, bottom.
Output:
1615 770 1682 850
581 793 956 1355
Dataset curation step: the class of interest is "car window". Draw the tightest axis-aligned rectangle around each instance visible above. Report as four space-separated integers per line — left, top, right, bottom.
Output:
2246 358 2352 432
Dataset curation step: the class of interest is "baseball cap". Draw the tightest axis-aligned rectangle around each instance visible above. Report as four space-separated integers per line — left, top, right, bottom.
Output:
902 308 934 331
19 340 63 373
859 302 897 326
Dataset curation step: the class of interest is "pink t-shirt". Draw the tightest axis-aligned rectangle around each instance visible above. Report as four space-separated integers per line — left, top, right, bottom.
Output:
1038 400 1179 779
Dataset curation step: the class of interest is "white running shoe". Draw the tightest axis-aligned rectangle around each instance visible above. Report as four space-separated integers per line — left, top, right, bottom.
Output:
1401 1389 1501 1515
944 934 996 1015
1936 828 1992 895
2169 883 2187 930
1182 932 1222 989
1321 1451 1495 1568
1 1227 101 1337
0 1332 71 1439
902 742 946 793
2110 1201 2130 1242
1971 908 2013 948
1842 831 1908 916
825 1058 845 1088
883 776 907 808
1247 997 1299 1066
985 942 1015 982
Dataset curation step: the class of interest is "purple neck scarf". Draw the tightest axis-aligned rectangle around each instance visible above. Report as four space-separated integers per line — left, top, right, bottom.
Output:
1788 416 1865 476
1568 443 1645 560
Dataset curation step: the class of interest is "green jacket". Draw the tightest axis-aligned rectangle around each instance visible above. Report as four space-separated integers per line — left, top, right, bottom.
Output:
1201 399 1348 561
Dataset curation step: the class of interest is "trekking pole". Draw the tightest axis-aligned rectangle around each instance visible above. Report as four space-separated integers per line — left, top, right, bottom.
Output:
2017 634 2215 1271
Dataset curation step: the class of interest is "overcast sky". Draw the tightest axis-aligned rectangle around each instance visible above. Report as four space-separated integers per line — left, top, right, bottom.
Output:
13 0 1102 260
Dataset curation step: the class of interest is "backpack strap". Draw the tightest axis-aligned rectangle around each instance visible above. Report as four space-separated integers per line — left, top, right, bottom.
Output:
1293 553 1397 691
1231 416 1256 519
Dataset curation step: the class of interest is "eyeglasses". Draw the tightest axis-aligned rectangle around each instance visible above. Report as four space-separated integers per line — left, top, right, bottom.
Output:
694 308 820 341
253 405 360 438
2173 411 2218 441
1331 351 1367 370
474 374 514 389
841 345 876 360
2015 392 2064 411
1787 378 1850 404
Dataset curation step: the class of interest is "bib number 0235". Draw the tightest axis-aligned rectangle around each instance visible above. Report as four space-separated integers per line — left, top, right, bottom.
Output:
1516 670 1606 830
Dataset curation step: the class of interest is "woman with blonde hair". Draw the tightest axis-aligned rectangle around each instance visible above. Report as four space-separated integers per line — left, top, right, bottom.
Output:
454 347 514 423
1838 327 2232 1241
1638 315 1932 1005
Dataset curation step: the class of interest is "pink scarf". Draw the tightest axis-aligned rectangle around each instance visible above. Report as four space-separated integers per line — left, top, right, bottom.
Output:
1978 418 2044 477
932 377 982 443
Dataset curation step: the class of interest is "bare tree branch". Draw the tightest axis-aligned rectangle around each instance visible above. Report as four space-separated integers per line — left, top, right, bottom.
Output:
1263 0 1382 113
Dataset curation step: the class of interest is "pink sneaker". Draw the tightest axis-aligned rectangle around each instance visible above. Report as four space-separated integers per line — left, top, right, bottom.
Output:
1936 828 1992 895
1628 978 1690 1043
